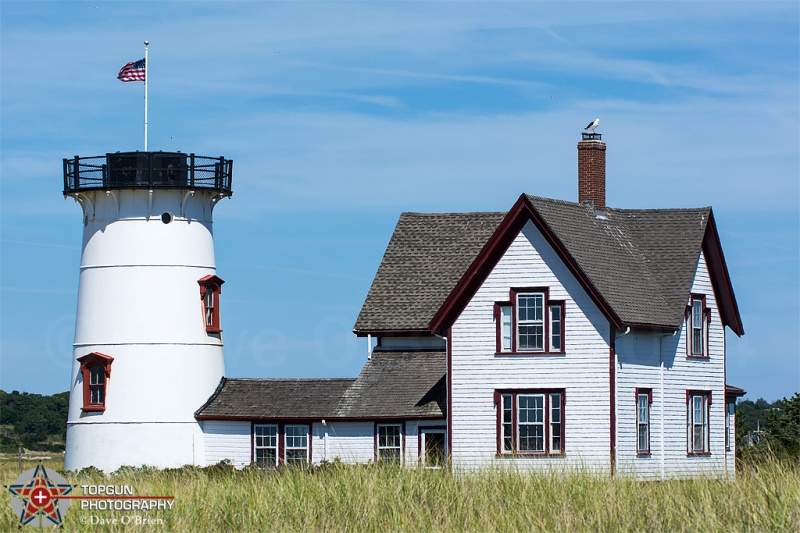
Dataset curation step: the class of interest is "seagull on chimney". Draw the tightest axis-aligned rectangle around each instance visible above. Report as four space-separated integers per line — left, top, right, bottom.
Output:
584 118 600 131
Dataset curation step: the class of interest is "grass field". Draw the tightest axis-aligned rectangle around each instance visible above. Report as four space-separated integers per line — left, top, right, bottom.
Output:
2 455 798 531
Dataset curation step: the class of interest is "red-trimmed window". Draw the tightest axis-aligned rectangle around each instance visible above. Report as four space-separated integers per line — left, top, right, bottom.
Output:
198 275 224 333
252 423 309 467
687 390 711 454
494 288 565 354
636 388 653 455
686 294 709 357
77 352 114 412
496 389 565 456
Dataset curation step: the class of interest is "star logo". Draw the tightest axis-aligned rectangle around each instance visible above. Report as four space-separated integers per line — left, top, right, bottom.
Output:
8 464 73 527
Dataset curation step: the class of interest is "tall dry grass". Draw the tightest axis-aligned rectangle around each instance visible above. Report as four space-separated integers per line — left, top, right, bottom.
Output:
2 456 798 531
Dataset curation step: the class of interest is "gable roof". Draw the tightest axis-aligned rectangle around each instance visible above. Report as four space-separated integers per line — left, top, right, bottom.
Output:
353 212 506 333
357 194 743 336
195 350 446 420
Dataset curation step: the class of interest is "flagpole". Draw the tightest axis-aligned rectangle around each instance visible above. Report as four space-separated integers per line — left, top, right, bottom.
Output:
144 40 149 151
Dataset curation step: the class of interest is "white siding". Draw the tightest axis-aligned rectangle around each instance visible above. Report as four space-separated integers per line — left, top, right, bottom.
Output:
451 221 611 472
616 252 729 478
201 420 251 468
318 421 375 464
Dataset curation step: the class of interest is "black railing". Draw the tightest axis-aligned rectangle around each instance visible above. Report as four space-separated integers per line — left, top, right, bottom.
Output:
581 132 602 141
63 152 233 195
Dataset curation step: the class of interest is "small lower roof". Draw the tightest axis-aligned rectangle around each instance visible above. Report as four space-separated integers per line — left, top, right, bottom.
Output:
195 350 446 420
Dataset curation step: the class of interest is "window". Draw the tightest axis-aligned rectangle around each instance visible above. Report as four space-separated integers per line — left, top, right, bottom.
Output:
636 388 652 455
376 423 403 464
687 294 709 357
725 403 734 451
497 389 565 456
284 424 309 465
494 288 565 354
251 423 309 467
76 352 114 412
687 391 711 454
198 275 225 334
419 427 447 468
254 424 278 467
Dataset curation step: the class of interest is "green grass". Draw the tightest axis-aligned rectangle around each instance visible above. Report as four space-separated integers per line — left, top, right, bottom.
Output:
2 456 798 531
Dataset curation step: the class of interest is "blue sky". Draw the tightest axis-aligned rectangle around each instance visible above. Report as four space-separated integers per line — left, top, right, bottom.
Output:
1 1 798 403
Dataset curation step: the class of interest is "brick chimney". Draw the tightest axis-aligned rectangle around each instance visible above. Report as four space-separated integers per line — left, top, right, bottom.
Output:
577 132 606 210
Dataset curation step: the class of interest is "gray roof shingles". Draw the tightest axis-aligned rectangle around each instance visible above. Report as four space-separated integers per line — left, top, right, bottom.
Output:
355 196 711 333
195 350 445 420
354 212 506 332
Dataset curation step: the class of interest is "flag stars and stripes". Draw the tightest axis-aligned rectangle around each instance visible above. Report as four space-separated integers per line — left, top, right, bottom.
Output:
117 58 146 82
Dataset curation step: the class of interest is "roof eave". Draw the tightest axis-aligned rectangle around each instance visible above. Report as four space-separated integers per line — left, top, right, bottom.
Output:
703 210 744 336
353 328 434 338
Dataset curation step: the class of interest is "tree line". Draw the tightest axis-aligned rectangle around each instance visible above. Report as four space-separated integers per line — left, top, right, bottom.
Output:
0 388 797 457
0 390 68 452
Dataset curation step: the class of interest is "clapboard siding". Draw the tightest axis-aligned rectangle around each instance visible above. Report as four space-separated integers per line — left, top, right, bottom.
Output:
318 421 374 464
451 221 611 472
202 420 251 468
615 252 729 479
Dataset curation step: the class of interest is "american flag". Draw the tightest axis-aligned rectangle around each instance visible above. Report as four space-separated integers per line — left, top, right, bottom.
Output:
117 58 146 82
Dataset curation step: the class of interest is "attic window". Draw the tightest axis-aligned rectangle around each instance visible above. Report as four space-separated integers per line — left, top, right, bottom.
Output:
686 294 709 358
198 275 224 334
494 288 565 355
77 352 114 412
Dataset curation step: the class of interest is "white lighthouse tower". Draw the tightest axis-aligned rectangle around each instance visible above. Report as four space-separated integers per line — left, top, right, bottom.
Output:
62 152 232 471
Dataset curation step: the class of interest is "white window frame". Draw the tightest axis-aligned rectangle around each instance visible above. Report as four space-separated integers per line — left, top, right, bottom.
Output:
419 428 447 469
636 391 651 454
517 293 545 352
284 424 309 465
500 305 513 352
549 304 562 352
687 392 710 454
254 424 278 468
725 403 734 451
549 392 562 453
376 423 403 464
204 287 215 327
517 394 545 453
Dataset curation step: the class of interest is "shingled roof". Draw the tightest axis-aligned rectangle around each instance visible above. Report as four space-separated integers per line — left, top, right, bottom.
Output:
354 212 505 332
356 195 742 335
195 350 446 420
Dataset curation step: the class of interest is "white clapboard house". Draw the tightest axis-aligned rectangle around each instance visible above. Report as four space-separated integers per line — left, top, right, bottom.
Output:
196 132 745 478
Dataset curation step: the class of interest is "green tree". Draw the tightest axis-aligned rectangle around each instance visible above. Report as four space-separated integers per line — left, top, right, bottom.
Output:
765 393 800 460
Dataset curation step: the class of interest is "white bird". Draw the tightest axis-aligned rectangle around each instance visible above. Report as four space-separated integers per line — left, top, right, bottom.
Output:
584 118 600 131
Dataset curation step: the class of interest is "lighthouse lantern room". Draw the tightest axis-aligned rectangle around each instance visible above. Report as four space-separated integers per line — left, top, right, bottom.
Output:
63 151 232 472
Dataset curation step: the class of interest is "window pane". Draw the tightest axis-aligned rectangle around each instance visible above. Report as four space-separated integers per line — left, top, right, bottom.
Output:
692 301 702 328
500 306 512 351
502 394 513 453
549 305 562 351
286 449 307 465
90 385 104 404
90 366 103 385
550 393 562 453
638 423 648 452
518 325 544 351
519 424 544 452
256 448 277 467
518 294 543 321
638 395 648 424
